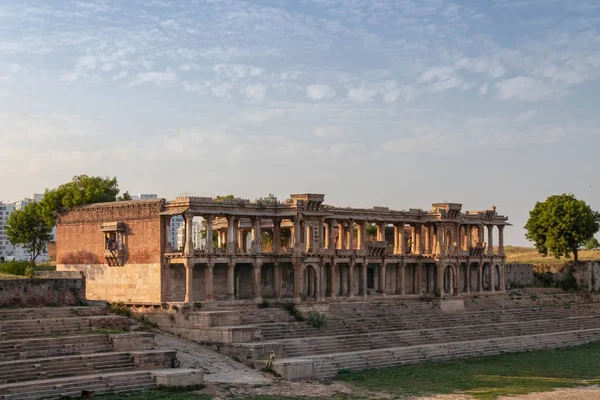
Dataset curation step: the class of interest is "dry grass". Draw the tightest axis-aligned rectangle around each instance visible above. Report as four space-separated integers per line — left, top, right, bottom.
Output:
504 246 600 265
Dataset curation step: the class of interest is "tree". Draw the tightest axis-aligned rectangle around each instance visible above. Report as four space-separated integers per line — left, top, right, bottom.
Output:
39 175 126 225
525 194 600 261
117 191 132 201
6 202 53 265
584 237 600 251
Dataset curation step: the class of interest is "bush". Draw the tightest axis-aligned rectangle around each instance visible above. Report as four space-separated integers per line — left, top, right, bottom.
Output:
284 303 305 322
307 311 327 329
0 260 30 276
109 302 132 318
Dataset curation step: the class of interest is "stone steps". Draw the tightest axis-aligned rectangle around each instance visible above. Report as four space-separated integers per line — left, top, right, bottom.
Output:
0 335 113 361
0 306 107 321
0 371 156 399
307 328 600 378
280 316 600 357
0 316 130 340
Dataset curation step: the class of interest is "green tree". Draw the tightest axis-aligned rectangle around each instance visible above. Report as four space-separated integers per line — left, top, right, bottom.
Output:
117 191 132 201
584 237 600 251
525 194 600 261
6 202 53 265
39 175 126 225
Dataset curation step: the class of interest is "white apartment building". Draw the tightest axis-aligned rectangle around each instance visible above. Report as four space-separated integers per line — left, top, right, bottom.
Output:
130 194 158 201
174 220 205 251
0 202 15 262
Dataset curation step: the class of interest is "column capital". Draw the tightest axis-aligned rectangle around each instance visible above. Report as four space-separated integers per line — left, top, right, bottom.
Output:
207 259 215 268
254 258 264 267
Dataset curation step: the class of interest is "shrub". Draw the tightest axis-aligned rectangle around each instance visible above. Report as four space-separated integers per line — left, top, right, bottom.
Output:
0 260 29 276
307 311 327 329
284 303 305 322
109 302 132 318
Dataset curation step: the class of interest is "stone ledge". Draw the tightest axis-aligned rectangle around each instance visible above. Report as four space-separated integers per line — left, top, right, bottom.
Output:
151 368 204 386
271 358 313 380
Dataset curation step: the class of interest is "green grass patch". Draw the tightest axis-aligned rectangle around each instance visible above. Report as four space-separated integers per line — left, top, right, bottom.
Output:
335 342 600 399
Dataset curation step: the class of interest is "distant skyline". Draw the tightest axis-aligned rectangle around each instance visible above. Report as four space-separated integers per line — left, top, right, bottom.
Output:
1 0 599 246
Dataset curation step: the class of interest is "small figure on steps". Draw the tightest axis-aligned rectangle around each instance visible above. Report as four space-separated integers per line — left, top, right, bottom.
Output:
266 351 276 369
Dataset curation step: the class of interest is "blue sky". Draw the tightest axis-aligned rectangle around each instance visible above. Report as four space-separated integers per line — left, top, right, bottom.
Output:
1 0 599 246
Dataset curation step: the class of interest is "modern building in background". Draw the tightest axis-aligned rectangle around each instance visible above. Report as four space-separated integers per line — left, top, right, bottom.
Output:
0 202 15 262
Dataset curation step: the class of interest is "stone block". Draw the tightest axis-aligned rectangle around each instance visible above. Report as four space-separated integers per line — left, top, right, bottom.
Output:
192 311 240 327
109 332 155 351
272 358 314 380
434 298 465 312
152 368 204 386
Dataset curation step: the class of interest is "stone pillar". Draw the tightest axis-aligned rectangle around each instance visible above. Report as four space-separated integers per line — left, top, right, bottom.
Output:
347 220 354 250
252 217 262 254
477 263 483 294
379 262 386 295
437 225 444 256
500 263 505 291
293 260 302 303
498 225 505 256
337 222 346 250
398 223 405 254
238 228 245 253
377 223 386 241
423 225 430 254
329 262 337 298
397 264 405 295
416 262 423 295
227 216 236 255
205 260 214 301
487 225 494 256
329 220 336 250
184 259 193 303
324 220 329 249
340 264 348 295
358 222 366 250
205 215 214 254
415 224 422 255
273 262 281 298
360 261 367 298
479 224 485 245
393 225 400 254
348 260 355 298
294 217 302 252
411 226 416 253
252 259 263 301
227 259 235 300
164 216 173 253
489 263 495 292
184 213 194 256
466 264 471 294
437 263 444 297
273 218 281 254
466 225 472 252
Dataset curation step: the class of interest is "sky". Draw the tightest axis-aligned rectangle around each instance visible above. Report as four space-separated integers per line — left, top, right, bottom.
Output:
1 0 599 246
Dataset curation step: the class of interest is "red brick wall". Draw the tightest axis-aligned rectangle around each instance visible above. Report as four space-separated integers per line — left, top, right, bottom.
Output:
56 200 165 265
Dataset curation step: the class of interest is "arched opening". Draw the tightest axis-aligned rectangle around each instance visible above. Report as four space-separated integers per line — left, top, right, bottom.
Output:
303 264 318 299
494 264 501 291
444 265 454 295
482 264 490 291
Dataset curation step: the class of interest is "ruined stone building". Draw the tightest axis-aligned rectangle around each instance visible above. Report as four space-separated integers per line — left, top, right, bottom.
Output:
56 194 509 304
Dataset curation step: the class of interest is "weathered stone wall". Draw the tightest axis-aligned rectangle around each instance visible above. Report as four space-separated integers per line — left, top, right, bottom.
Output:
505 264 534 287
572 261 600 292
56 200 165 303
0 276 85 306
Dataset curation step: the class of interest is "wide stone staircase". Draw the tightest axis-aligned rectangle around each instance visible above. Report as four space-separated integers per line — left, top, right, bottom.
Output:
224 289 600 379
0 305 202 399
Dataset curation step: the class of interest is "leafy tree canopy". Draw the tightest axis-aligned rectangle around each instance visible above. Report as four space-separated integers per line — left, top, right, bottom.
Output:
524 194 600 261
39 175 124 225
584 237 600 251
6 202 53 265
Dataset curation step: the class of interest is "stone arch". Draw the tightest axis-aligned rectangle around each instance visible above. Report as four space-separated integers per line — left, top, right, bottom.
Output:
302 263 319 299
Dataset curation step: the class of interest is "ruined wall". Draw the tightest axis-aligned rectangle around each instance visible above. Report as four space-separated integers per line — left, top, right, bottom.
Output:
572 261 600 292
56 200 165 303
505 264 534 288
0 276 85 306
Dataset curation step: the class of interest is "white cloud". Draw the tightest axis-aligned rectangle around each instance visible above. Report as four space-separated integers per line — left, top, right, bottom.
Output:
514 109 538 122
241 84 266 102
314 126 344 139
306 84 335 100
347 87 377 103
129 70 177 86
495 76 561 102
479 84 488 95
465 118 489 128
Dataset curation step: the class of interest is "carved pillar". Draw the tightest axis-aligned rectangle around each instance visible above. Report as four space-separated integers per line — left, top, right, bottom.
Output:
423 225 430 254
500 263 505 291
479 224 485 245
347 220 354 250
324 222 330 249
227 259 235 300
319 217 326 251
337 222 346 250
466 225 472 252
205 260 214 301
377 223 386 242
490 263 495 292
252 259 263 301
273 218 281 254
293 260 302 303
477 263 483 294
416 261 423 295
348 259 355 298
205 215 213 254
227 216 236 255
437 225 445 256
293 217 302 252
415 224 422 255
329 219 336 251
340 264 348 295
398 223 405 254
273 262 281 298
393 225 400 254
437 263 444 297
184 259 193 303
360 261 367 298
466 264 471 294
358 222 366 250
498 225 505 256
184 213 194 256
397 264 405 295
379 262 387 295
329 262 337 298
252 217 262 254
487 225 494 256
238 224 245 253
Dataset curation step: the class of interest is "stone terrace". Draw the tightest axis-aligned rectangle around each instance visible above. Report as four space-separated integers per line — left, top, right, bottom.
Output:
215 289 600 379
0 305 202 399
